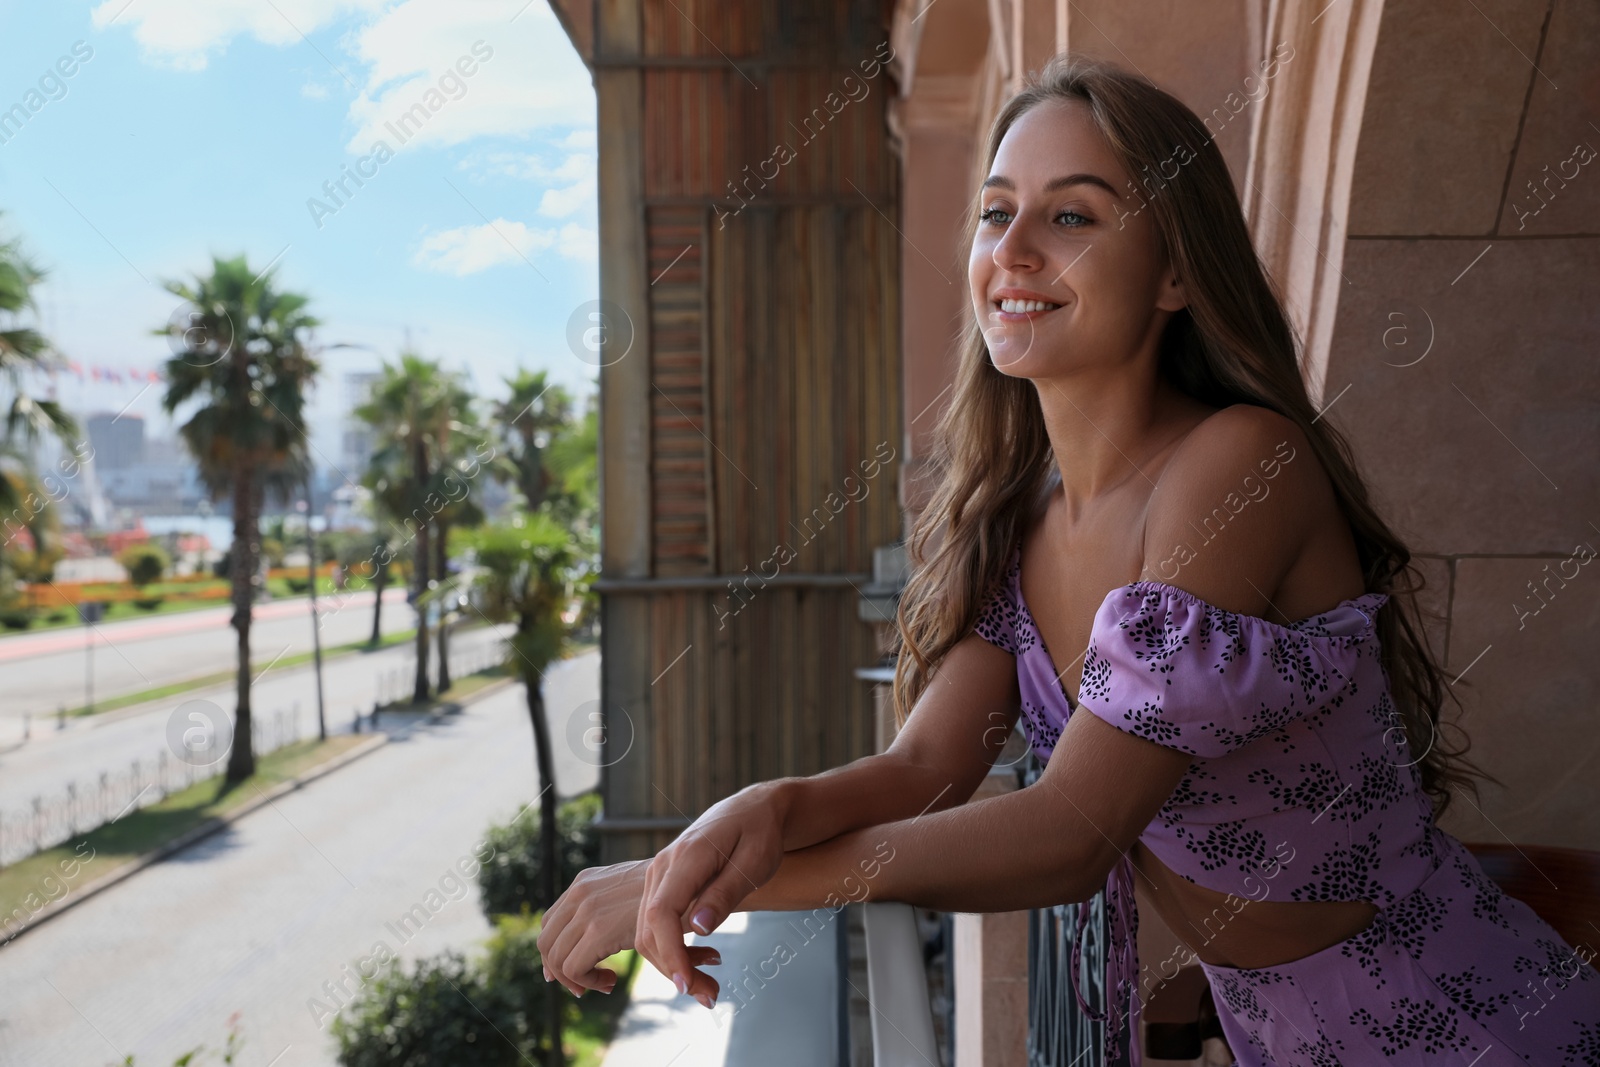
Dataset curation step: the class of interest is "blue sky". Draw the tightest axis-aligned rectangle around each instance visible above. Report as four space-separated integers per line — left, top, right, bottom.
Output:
0 0 597 467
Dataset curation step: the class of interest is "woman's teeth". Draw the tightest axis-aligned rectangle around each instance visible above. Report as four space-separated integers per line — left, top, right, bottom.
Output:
998 298 1060 313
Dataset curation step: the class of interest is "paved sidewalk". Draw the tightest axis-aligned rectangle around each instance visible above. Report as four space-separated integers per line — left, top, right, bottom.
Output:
0 651 599 1067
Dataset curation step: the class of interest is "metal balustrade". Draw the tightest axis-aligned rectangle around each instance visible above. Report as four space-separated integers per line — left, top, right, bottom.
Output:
1021 751 1132 1067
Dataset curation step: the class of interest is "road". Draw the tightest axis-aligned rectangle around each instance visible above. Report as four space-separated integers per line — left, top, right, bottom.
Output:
0 649 602 1067
0 622 516 827
0 587 414 731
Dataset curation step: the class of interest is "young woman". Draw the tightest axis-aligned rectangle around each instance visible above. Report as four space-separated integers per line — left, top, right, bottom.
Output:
537 55 1600 1065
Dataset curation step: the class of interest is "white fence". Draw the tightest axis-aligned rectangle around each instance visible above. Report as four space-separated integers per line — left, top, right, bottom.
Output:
0 707 303 869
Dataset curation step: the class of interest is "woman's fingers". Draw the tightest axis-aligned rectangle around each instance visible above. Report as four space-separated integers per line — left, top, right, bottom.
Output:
683 852 763 938
540 860 651 996
638 836 725 992
681 945 724 1008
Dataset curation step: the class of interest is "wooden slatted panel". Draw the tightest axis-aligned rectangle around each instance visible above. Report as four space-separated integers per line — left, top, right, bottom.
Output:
602 0 902 857
648 206 712 576
637 586 883 844
707 203 900 577
642 0 762 57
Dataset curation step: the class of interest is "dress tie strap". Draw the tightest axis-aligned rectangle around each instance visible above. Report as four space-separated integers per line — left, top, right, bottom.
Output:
1069 853 1142 1066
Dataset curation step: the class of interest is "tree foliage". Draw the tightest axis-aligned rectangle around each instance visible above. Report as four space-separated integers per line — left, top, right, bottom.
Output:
476 793 602 918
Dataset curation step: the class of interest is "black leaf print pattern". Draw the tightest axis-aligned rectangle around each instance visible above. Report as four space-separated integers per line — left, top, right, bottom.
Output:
1121 699 1187 748
1212 973 1271 1026
1384 889 1449 960
1348 997 1472 1057
1164 764 1233 812
1434 966 1513 1021
1450 847 1517 932
1018 700 1061 753
1176 819 1269 874
973 579 1020 655
1560 1020 1600 1065
1247 760 1345 815
1290 831 1391 905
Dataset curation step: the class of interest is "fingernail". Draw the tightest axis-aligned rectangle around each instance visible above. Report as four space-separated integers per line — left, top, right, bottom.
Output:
704 953 722 966
673 972 688 996
542 967 551 982
691 908 716 935
695 993 712 1010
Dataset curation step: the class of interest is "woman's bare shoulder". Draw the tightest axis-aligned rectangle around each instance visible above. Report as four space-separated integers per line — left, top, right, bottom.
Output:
1139 403 1336 614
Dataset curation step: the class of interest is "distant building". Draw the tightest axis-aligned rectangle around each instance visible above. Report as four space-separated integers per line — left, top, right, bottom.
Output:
86 413 145 469
342 370 381 477
92 432 205 514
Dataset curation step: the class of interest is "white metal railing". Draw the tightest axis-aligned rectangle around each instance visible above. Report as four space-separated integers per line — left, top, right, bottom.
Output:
861 901 942 1066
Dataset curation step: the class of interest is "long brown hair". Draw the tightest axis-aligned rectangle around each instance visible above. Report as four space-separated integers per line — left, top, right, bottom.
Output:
891 54 1488 818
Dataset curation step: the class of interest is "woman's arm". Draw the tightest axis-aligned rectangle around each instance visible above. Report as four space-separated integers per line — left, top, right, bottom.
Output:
638 707 1195 992
766 631 1028 851
541 632 1021 998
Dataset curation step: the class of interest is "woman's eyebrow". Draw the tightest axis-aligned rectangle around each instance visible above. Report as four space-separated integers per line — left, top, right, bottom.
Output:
981 173 1121 199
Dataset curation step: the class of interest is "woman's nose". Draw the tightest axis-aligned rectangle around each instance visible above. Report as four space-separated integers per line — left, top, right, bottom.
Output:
991 215 1045 273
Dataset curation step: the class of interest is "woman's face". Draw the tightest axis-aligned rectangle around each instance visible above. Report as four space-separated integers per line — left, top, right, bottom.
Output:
969 98 1186 376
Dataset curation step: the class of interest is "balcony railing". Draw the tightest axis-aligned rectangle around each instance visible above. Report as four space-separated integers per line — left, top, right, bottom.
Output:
1022 751 1132 1067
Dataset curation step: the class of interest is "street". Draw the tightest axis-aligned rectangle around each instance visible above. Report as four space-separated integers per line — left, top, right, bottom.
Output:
0 621 513 824
0 587 414 732
0 649 601 1067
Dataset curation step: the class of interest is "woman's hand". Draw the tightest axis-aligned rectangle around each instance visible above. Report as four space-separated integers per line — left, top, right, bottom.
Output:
635 782 790 1004
538 860 725 1003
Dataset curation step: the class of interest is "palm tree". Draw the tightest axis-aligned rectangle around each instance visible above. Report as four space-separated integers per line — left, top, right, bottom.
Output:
356 354 463 703
460 512 577 1067
160 254 320 783
338 529 393 645
428 376 490 692
0 218 76 445
491 370 572 515
0 216 78 576
488 374 600 637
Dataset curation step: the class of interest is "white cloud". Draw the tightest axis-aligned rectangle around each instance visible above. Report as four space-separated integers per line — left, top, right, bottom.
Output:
411 217 595 274
90 0 385 71
412 219 553 275
301 81 331 100
94 0 596 150
343 0 594 151
539 178 593 218
556 223 598 263
466 149 589 183
559 128 596 150
460 149 595 216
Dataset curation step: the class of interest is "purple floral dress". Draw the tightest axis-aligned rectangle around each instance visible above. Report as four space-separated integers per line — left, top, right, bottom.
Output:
975 540 1600 1066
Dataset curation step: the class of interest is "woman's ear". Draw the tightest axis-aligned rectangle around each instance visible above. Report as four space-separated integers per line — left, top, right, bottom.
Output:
1156 266 1187 314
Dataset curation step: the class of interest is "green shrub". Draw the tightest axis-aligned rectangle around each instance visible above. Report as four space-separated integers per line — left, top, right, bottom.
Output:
119 543 172 587
329 916 548 1067
133 596 166 611
476 792 602 919
0 609 32 630
260 536 286 568
284 576 311 594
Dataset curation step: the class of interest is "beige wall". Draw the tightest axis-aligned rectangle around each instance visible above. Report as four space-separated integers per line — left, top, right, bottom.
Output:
1328 0 1600 850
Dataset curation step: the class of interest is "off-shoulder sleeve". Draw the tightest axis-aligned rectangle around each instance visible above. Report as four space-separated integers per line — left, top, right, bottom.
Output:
1076 582 1385 759
972 577 1019 655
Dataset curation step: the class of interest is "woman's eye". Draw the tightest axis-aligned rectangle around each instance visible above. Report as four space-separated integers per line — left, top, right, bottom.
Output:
978 206 1091 226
